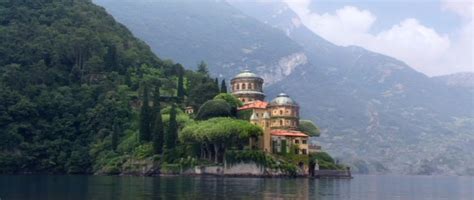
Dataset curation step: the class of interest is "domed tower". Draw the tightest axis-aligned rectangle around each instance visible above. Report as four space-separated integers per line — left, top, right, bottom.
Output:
268 93 299 130
231 70 265 103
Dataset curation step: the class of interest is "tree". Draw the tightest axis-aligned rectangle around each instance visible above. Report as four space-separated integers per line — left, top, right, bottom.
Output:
197 61 209 75
176 65 185 100
180 117 263 163
165 104 178 150
152 86 164 154
112 123 120 152
299 120 321 137
139 84 152 142
213 93 242 117
195 99 232 120
220 79 227 93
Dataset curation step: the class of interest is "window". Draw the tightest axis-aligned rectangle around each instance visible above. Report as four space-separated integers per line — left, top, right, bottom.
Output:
279 120 283 126
295 140 299 144
294 149 299 154
280 110 283 115
302 140 307 144
302 149 307 155
242 83 246 89
236 84 240 90
249 83 253 89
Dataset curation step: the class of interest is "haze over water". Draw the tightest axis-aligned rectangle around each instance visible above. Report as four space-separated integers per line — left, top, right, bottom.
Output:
1 175 473 200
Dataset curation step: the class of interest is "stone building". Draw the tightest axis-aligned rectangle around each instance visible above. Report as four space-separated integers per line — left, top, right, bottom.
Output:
232 70 309 155
230 70 265 103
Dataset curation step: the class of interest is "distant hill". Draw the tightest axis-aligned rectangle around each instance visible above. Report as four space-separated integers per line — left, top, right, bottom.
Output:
96 0 474 175
432 72 474 90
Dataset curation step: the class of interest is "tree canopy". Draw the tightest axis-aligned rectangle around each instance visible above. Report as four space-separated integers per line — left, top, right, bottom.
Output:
299 120 321 137
195 99 232 120
180 117 263 162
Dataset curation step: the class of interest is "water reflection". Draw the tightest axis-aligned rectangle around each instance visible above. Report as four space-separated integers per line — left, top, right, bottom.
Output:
0 175 473 200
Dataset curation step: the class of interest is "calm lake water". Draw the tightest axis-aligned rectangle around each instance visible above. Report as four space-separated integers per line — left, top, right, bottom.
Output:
0 175 473 200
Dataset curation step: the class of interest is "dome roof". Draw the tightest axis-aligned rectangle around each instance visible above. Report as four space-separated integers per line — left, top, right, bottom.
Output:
270 93 298 106
234 70 260 79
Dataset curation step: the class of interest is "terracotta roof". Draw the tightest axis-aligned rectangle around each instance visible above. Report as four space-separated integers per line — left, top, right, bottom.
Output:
238 100 268 110
271 129 308 137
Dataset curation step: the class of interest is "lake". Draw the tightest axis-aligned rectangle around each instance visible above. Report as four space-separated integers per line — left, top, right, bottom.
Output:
0 175 473 200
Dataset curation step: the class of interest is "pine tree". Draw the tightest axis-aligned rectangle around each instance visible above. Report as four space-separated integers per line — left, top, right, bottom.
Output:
139 84 151 142
220 79 227 93
165 104 178 150
177 66 185 100
152 86 164 154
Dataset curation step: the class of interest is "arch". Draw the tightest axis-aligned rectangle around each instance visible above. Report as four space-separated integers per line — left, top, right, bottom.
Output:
242 83 246 90
279 120 283 126
236 84 240 90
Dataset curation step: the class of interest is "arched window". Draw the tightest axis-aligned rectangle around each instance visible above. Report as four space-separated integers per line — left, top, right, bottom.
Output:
236 84 240 90
249 83 253 90
242 83 246 90
280 110 283 115
280 120 283 126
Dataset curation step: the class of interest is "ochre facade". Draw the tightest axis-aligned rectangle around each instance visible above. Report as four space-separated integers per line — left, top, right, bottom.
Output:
232 70 309 155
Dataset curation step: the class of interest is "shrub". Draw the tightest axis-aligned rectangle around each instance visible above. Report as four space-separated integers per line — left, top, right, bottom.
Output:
195 99 232 120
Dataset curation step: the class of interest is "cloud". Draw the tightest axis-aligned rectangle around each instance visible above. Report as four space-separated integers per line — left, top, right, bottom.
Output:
284 0 473 76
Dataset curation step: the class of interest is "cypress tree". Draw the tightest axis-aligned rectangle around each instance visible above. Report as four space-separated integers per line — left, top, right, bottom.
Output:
152 86 164 154
177 66 185 99
112 123 119 152
220 79 227 93
165 104 178 150
139 84 151 142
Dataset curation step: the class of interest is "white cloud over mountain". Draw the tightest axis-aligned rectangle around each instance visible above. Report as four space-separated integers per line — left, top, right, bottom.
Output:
284 0 473 76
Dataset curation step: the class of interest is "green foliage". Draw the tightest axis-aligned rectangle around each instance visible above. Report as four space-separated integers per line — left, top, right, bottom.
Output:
299 120 321 137
176 64 185 99
195 99 232 120
165 104 178 150
152 86 164 154
180 118 262 145
309 152 345 170
185 67 219 109
134 144 154 159
220 79 227 93
197 61 209 75
213 93 243 108
160 163 181 174
111 123 120 152
213 93 242 117
0 1 199 174
236 109 252 120
139 84 152 142
180 118 262 163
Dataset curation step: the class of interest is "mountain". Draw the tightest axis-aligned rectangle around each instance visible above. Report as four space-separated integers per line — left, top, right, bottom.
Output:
94 0 307 85
0 0 178 174
95 0 474 175
432 72 474 91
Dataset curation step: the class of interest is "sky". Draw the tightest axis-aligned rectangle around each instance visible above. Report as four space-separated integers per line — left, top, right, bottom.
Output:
283 0 473 76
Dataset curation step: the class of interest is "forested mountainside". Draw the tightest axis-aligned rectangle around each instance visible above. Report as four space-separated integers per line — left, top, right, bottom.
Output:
97 0 474 175
0 0 220 174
